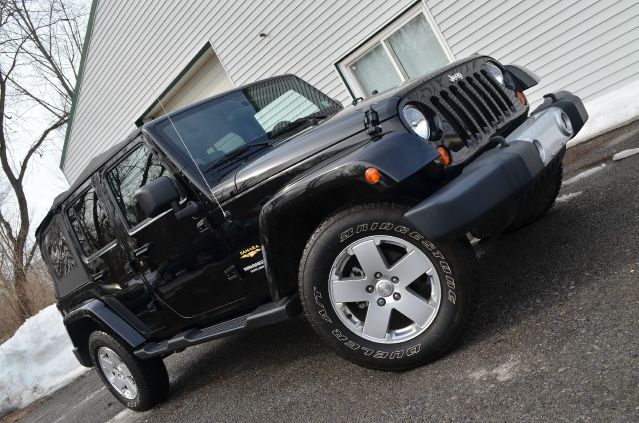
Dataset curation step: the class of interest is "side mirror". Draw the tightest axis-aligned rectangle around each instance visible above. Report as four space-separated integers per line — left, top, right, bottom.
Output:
134 176 180 219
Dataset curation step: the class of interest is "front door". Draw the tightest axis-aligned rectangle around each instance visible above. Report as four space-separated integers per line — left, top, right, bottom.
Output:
103 143 249 318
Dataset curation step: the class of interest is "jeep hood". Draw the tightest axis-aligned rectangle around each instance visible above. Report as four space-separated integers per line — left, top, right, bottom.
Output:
231 93 401 196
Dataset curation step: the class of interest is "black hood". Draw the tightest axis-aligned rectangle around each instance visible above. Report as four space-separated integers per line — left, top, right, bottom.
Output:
232 94 401 194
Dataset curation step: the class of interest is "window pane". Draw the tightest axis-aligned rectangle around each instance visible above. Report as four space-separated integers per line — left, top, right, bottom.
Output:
387 13 449 79
67 189 116 257
45 226 76 279
349 44 402 97
107 146 167 227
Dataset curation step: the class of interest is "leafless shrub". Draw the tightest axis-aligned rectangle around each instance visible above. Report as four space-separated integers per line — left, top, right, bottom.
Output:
0 256 55 341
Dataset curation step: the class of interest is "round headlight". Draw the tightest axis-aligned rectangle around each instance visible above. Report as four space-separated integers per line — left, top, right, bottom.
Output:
402 105 430 140
485 63 505 86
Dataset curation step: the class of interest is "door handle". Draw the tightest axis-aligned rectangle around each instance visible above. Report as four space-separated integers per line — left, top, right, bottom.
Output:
132 242 152 259
90 269 108 282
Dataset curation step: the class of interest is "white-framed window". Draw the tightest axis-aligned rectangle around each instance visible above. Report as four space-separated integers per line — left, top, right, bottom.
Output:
338 4 454 98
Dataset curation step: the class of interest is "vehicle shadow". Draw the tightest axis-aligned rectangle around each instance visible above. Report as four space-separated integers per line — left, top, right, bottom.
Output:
458 188 613 349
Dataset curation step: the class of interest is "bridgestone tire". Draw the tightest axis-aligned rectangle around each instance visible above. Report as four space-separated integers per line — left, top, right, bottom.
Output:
298 203 474 370
89 331 169 411
508 157 563 231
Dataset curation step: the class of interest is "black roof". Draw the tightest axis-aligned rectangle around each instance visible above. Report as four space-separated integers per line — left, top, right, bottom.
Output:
35 128 141 238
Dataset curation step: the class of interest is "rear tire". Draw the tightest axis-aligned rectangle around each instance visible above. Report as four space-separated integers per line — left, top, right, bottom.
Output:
88 331 169 411
298 203 474 370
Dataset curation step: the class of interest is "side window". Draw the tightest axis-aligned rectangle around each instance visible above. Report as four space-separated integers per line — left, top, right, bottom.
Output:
106 145 167 228
67 188 117 257
45 226 77 279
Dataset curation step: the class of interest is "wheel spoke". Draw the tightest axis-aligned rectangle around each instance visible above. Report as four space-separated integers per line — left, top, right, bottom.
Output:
112 374 126 392
332 277 370 303
389 250 431 287
98 355 115 373
394 290 437 327
362 303 393 340
352 240 388 276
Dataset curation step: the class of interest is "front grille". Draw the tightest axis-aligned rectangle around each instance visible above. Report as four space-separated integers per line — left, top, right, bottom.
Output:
430 71 517 142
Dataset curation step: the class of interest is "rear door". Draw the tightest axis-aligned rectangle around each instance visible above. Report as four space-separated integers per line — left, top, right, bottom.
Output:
64 183 166 333
103 143 249 318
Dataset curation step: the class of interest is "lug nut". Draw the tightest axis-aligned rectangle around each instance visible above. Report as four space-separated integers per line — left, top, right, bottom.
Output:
366 285 374 293
374 272 382 279
377 298 386 306
393 292 401 301
391 276 399 284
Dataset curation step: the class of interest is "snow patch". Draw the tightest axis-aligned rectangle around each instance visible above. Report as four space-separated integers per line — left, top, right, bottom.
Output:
613 148 639 161
0 305 90 416
567 79 639 147
555 191 583 204
562 164 606 186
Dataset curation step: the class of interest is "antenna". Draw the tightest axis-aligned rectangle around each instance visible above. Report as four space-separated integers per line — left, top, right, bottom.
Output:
157 99 231 220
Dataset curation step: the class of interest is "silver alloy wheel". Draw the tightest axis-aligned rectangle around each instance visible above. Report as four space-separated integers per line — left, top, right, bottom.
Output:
328 235 441 344
97 347 138 400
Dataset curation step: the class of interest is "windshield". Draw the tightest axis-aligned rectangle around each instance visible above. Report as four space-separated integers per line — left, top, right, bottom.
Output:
151 76 343 177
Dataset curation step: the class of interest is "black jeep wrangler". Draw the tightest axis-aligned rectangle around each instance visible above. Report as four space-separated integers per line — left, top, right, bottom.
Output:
37 55 587 411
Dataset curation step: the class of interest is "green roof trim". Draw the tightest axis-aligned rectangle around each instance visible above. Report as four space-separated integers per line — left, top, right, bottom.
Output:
60 0 99 170
134 42 213 127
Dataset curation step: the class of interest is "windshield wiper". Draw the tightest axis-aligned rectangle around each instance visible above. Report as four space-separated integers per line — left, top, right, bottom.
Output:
204 142 272 173
268 115 327 138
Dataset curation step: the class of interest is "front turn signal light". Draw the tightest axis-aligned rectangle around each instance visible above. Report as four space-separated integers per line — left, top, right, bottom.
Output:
364 167 381 184
436 146 451 166
516 91 527 105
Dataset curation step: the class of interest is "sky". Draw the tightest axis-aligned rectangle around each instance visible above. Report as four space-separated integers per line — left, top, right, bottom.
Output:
1 0 90 233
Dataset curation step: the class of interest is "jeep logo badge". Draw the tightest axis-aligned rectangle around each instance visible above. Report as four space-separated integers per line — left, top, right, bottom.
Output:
448 72 463 82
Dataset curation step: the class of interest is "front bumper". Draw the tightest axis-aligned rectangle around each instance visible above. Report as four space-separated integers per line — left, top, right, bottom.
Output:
405 91 588 241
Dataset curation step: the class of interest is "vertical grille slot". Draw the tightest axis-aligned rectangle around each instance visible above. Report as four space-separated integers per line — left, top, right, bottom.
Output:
459 80 496 125
481 69 515 110
430 96 469 141
475 72 509 116
450 85 487 131
441 91 480 136
467 76 502 120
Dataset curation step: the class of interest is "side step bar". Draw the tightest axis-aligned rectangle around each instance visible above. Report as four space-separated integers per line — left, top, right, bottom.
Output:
134 294 301 359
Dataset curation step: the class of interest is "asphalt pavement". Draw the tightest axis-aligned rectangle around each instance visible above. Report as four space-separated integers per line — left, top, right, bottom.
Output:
4 124 639 423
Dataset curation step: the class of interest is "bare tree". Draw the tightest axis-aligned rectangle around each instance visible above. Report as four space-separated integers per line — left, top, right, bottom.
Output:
0 0 85 318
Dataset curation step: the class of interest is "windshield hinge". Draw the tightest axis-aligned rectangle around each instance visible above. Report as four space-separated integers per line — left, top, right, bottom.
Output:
364 106 383 140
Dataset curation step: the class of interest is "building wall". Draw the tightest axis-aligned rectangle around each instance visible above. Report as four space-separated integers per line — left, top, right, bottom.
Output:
63 0 416 182
426 0 639 107
63 0 639 182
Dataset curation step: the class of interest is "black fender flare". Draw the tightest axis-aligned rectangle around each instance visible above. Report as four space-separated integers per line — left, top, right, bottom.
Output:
64 299 146 366
504 64 540 91
258 131 440 298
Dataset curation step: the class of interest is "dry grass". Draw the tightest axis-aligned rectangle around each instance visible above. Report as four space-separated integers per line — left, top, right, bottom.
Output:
0 262 56 342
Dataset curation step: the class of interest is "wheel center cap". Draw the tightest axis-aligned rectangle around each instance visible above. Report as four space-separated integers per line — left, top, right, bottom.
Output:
376 280 394 297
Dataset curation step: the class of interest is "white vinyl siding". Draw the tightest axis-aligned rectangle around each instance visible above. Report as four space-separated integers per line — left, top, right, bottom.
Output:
63 0 416 182
425 0 639 107
63 0 639 183
141 47 233 123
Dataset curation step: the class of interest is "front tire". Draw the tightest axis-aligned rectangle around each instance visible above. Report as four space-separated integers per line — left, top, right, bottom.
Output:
89 331 169 411
299 203 474 370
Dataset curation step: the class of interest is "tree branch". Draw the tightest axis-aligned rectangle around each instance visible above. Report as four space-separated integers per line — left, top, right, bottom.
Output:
18 114 67 182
